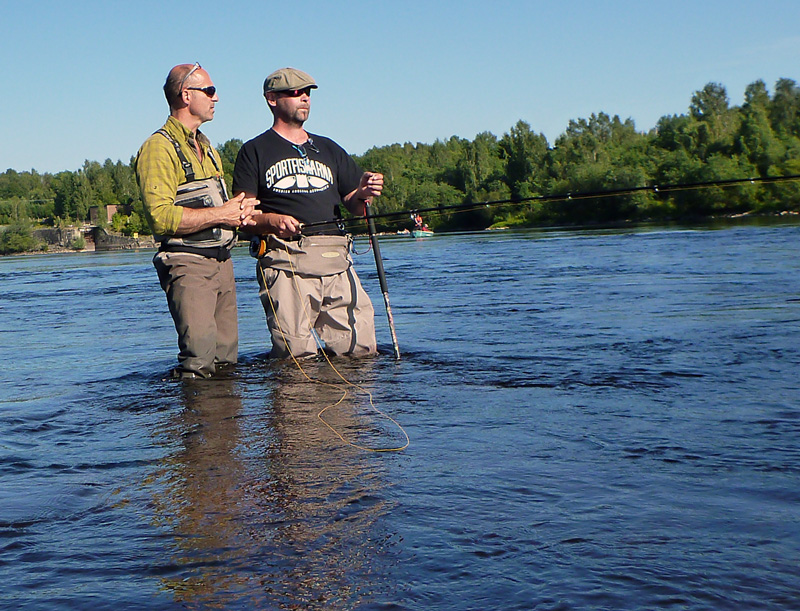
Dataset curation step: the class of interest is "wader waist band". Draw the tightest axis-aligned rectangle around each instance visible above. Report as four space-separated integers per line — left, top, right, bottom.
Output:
277 228 344 242
261 234 352 277
159 243 232 262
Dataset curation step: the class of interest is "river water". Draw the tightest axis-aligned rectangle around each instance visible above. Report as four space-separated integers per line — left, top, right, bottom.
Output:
1 222 799 610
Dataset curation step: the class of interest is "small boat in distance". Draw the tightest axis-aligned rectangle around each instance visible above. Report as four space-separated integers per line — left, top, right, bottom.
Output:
411 213 434 238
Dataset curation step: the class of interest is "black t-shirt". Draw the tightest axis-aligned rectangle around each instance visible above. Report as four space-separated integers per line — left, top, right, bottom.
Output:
233 129 363 231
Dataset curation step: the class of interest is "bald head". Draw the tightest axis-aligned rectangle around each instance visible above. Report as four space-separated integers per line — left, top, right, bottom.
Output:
164 63 202 109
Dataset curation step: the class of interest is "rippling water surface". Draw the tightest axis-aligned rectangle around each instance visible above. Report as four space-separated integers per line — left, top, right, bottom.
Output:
1 223 799 610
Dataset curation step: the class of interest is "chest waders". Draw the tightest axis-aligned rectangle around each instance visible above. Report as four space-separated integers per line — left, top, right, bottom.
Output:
155 129 235 261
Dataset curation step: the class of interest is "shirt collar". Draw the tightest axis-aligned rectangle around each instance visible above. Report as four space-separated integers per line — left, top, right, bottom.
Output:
166 115 211 148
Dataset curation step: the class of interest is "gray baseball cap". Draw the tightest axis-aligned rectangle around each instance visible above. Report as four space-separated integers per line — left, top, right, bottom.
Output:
263 67 317 94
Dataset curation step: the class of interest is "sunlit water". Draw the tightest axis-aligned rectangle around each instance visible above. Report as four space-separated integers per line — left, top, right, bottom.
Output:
1 223 799 610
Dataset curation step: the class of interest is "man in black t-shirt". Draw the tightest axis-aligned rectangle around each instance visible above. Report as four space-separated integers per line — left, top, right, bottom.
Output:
233 67 384 359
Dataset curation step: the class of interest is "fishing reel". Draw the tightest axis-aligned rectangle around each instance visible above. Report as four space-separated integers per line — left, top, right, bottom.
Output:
249 235 267 259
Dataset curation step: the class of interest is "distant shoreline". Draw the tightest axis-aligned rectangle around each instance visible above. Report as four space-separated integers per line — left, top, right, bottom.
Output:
3 211 799 258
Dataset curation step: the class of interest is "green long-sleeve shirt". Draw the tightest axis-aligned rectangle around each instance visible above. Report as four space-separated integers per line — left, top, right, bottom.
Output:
134 116 226 236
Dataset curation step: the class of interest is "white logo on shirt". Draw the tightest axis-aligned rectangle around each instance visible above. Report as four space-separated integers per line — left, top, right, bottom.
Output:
265 157 333 193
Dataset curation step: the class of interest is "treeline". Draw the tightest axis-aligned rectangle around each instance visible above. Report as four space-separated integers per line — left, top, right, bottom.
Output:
355 78 800 231
2 78 799 248
0 159 146 254
0 143 242 253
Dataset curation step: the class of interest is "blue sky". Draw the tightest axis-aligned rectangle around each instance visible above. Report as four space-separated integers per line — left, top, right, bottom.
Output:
2 0 799 173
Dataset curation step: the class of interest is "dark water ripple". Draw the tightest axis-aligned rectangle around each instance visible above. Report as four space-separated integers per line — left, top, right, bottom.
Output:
1 225 800 609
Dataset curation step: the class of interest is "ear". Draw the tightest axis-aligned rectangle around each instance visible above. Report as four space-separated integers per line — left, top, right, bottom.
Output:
265 93 277 108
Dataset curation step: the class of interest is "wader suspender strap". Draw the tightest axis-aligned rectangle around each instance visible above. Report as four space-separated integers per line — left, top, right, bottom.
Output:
154 130 232 261
156 129 195 182
156 129 228 199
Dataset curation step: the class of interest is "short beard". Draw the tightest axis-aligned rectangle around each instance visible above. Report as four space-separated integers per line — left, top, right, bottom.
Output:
288 107 309 126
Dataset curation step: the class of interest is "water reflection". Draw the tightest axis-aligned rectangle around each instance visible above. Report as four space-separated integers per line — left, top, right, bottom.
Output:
152 359 398 609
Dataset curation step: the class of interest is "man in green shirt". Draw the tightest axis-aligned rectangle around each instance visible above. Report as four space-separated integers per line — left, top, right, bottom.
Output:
135 63 258 379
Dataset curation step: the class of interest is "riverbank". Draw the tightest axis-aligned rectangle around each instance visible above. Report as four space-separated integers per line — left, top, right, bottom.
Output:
4 210 800 257
1 225 155 257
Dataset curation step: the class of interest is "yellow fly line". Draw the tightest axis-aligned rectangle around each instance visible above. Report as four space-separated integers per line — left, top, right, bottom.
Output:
257 245 409 453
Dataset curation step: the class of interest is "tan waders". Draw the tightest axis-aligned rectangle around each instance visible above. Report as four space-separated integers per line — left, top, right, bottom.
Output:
255 235 377 359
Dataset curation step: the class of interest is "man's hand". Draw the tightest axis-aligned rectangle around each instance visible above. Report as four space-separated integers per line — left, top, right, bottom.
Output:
356 171 384 202
344 171 384 215
261 212 303 238
237 194 262 227
219 192 259 228
176 192 260 234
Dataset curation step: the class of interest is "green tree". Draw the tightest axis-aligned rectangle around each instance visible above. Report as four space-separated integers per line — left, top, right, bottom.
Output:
84 160 117 205
769 78 800 137
736 80 784 177
0 169 27 199
0 219 43 254
217 138 243 180
546 113 651 224
111 212 127 233
73 169 95 222
689 82 740 157
116 157 142 207
52 171 78 221
126 211 145 235
654 113 701 154
3 75 800 236
499 120 548 200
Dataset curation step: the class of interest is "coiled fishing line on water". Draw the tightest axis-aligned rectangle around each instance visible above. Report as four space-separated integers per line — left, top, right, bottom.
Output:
257 245 409 452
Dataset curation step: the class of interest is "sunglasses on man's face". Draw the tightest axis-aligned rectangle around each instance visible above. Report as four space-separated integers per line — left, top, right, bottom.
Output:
280 87 312 98
186 86 216 97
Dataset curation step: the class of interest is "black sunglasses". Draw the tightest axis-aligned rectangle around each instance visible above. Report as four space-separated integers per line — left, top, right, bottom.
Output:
280 87 312 98
186 85 216 97
292 138 320 158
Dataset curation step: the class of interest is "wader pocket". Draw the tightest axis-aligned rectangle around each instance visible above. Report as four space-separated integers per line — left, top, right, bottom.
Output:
175 178 225 209
264 235 352 277
167 178 232 245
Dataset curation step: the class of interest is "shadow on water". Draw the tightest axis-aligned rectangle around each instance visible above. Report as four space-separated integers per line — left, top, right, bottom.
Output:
107 356 406 610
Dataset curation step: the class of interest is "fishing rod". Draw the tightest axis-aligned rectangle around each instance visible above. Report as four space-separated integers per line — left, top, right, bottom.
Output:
302 173 800 231
277 171 799 362
365 201 401 360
